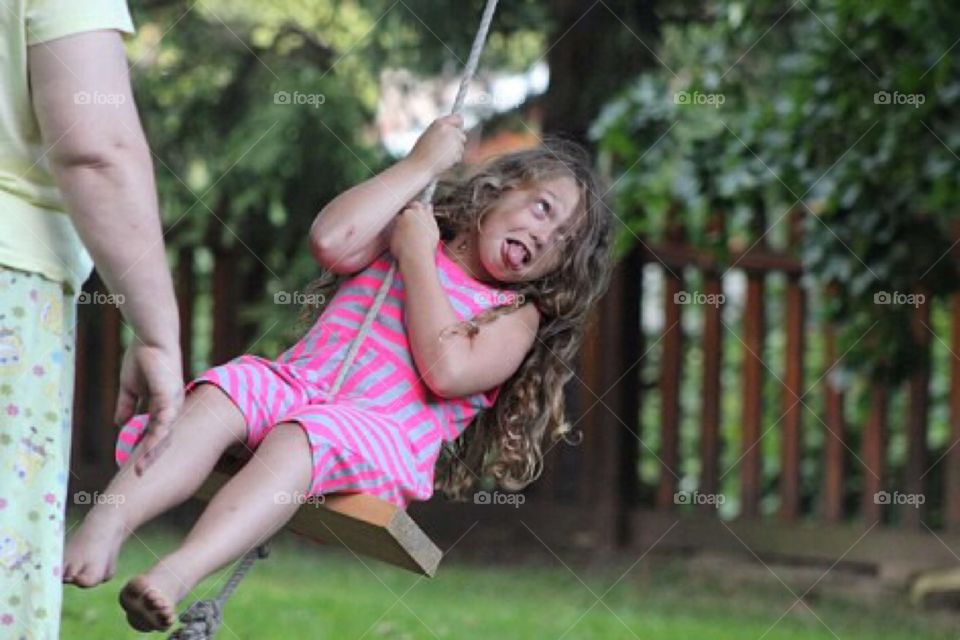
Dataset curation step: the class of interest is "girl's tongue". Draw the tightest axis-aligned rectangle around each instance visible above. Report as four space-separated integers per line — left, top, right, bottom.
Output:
504 239 526 270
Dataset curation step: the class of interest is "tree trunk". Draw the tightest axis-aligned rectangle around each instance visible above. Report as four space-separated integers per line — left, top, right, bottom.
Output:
544 0 660 144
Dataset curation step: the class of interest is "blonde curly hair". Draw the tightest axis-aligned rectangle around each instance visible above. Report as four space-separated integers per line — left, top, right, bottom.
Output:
302 137 616 501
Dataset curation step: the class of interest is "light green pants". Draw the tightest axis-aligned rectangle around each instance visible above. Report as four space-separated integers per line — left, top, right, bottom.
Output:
0 267 76 640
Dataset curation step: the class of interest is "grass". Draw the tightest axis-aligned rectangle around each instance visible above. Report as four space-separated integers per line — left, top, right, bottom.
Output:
62 522 957 639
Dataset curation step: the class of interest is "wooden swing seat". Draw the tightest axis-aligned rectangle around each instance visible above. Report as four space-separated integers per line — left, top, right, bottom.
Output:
194 449 442 577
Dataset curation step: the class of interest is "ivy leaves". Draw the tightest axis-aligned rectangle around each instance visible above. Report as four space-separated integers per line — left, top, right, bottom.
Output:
590 0 960 380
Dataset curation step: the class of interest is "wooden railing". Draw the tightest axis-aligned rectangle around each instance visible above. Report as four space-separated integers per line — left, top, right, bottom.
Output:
547 206 960 547
70 210 960 572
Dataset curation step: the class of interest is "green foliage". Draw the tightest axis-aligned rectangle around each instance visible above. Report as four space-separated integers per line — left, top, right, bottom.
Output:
125 0 546 356
591 0 960 380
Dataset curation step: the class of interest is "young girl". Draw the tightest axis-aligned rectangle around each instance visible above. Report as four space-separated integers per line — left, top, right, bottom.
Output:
61 114 615 631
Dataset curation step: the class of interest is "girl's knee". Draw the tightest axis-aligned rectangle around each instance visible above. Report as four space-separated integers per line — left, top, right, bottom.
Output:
256 423 314 488
188 381 233 409
263 422 310 450
184 383 247 441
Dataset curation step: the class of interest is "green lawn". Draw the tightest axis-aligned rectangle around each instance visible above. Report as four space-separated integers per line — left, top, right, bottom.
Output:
62 522 956 639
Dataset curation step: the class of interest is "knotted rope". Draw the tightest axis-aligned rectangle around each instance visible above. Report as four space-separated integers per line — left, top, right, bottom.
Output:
168 545 269 639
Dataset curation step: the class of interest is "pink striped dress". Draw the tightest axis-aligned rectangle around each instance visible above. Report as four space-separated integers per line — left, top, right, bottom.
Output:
115 243 518 509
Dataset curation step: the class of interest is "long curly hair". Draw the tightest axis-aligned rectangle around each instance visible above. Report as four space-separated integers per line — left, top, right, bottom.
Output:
301 137 616 501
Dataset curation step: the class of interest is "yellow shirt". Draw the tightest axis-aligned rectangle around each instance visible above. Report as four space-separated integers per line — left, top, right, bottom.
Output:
0 0 135 293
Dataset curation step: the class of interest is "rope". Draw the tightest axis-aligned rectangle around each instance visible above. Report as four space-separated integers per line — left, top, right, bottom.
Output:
329 0 500 398
169 3 498 637
168 545 270 640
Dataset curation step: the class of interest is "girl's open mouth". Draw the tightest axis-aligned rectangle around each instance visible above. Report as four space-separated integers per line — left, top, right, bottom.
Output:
502 238 531 271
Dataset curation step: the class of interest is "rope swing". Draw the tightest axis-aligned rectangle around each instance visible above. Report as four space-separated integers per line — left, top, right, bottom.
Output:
169 2 500 637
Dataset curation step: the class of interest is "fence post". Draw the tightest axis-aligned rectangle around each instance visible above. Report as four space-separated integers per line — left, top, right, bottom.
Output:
861 386 887 524
904 293 931 528
656 206 684 510
822 322 845 523
584 245 641 548
71 285 91 489
618 246 644 532
212 244 241 364
948 291 960 530
699 209 725 515
176 247 195 379
740 199 766 519
780 208 805 521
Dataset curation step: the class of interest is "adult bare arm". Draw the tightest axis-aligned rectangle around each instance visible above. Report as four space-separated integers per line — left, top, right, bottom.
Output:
28 30 183 475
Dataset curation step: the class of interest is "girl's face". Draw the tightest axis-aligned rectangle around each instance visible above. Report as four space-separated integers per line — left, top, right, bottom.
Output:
474 175 583 284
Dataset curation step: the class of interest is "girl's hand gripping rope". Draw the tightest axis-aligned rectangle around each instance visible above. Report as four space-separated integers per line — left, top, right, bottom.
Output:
408 114 466 178
390 200 441 265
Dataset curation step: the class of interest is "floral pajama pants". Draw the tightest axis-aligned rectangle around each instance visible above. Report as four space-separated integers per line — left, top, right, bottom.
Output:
0 267 75 640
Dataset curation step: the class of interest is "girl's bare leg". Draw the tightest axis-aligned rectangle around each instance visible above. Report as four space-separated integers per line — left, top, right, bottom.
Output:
63 384 247 587
119 422 313 631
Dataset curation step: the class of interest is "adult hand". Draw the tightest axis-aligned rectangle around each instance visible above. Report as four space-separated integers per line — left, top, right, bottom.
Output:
114 343 184 476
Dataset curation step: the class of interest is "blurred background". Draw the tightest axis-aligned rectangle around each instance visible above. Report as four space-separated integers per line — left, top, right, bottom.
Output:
65 0 960 637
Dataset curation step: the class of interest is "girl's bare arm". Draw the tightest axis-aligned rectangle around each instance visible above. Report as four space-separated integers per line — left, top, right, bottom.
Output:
398 245 540 399
310 115 465 274
309 156 435 274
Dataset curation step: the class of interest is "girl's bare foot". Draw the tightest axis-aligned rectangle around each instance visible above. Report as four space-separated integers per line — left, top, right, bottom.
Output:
62 507 127 587
119 557 193 632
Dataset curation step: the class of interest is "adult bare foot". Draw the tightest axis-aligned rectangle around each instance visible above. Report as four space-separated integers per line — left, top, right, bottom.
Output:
119 560 192 632
62 508 127 587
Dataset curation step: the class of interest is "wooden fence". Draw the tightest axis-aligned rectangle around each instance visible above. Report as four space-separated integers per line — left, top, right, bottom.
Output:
70 209 960 579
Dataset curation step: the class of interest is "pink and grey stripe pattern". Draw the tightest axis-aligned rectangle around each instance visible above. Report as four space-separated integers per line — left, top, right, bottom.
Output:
115 244 519 509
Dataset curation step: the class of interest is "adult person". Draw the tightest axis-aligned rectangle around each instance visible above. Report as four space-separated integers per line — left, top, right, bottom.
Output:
1 2 184 636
